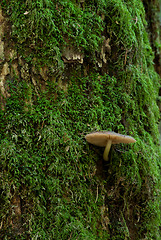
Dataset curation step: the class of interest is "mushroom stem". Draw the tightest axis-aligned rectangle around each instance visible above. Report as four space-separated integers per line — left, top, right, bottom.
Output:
103 140 112 161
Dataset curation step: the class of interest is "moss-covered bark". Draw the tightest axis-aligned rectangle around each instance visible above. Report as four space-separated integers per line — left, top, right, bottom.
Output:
0 1 161 239
143 0 161 76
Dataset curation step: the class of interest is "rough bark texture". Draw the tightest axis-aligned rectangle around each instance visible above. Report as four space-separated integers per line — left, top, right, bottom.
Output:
143 0 161 76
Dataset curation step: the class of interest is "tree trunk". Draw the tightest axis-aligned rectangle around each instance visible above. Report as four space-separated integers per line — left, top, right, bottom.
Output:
0 1 161 239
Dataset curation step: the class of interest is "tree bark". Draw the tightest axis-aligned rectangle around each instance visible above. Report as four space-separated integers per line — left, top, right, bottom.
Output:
0 1 161 239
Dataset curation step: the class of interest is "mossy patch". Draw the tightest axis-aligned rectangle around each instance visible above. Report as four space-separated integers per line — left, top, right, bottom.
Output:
1 0 161 239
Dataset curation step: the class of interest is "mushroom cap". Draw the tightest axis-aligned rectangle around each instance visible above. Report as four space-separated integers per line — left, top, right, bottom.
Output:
85 131 136 147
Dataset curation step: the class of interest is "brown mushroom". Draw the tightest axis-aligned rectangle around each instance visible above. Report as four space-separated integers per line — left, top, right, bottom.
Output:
85 131 136 161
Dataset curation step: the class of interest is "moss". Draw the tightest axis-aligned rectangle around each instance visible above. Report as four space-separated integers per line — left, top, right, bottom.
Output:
0 0 161 239
2 0 106 67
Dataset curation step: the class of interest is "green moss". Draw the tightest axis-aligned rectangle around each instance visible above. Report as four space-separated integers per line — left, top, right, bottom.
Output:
1 0 161 239
0 72 161 239
2 0 105 66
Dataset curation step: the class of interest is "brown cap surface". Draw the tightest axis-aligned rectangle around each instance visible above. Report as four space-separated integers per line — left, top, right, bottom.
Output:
85 131 136 146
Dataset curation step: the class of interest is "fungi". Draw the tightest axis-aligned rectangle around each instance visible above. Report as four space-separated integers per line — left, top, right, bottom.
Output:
85 131 136 161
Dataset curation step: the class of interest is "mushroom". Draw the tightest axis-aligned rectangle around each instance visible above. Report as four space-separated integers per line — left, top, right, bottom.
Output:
85 131 136 161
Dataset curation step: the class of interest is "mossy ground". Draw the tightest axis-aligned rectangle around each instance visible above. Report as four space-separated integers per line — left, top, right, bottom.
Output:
0 0 161 239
